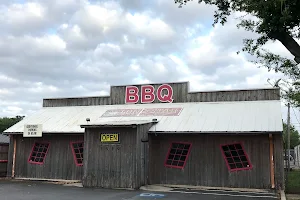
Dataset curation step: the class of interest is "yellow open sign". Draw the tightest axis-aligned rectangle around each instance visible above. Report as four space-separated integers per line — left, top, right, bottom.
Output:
100 133 120 143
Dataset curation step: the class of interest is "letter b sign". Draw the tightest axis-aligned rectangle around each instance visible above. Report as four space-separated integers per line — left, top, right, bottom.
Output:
125 84 174 104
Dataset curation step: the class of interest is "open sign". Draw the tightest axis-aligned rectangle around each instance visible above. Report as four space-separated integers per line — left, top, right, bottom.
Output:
100 133 120 143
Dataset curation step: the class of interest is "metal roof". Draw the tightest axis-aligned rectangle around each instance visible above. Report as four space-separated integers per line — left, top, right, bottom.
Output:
80 120 154 127
4 100 283 134
0 134 10 143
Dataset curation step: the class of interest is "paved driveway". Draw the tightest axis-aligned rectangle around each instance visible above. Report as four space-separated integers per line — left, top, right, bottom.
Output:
0 180 279 200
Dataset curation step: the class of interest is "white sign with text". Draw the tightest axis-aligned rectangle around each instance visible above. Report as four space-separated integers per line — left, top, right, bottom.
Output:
23 124 43 137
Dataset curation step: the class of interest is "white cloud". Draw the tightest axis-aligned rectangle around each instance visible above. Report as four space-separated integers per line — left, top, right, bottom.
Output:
126 13 175 41
0 0 292 125
1 2 45 24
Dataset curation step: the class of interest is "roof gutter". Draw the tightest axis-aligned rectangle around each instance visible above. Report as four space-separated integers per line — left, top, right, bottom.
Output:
148 131 283 135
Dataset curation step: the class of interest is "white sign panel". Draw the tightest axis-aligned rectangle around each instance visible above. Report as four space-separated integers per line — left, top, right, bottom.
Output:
23 124 43 137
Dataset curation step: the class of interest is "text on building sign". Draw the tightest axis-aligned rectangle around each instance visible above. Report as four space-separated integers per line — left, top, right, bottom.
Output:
26 125 38 135
101 108 183 117
100 133 120 143
125 84 174 104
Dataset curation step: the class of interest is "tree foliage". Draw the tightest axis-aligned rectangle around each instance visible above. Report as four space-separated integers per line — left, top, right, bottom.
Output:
283 122 300 149
175 0 300 105
0 116 24 133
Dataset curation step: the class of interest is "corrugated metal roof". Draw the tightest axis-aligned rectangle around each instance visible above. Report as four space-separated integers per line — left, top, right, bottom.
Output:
4 100 283 134
81 120 154 127
0 134 10 143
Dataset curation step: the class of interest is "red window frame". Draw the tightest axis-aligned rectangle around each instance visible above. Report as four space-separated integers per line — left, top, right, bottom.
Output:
28 141 50 165
70 141 84 166
220 142 252 172
164 141 192 169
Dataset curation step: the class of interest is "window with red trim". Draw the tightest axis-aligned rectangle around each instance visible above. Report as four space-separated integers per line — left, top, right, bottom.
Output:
165 142 192 169
28 142 50 165
220 143 252 172
71 141 84 166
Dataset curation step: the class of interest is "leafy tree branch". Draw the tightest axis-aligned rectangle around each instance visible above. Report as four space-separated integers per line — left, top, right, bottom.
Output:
174 0 300 104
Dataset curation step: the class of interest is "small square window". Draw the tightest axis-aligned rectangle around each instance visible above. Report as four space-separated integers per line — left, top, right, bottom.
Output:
71 141 84 166
220 143 252 172
28 142 50 165
164 142 192 169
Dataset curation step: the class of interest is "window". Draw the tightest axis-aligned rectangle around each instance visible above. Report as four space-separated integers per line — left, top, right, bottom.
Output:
28 142 50 165
164 142 192 169
71 141 84 166
220 143 252 172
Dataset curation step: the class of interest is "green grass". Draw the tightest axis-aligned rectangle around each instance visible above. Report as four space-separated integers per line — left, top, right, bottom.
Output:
287 170 300 194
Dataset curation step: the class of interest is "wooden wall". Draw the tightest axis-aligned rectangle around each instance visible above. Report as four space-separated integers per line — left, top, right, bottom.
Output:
43 82 280 107
13 134 83 180
148 133 283 189
82 124 152 189
136 123 154 186
0 144 9 177
273 134 285 189
82 127 137 188
7 136 13 177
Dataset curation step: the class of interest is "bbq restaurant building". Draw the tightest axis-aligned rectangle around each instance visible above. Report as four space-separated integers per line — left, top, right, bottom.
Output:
3 82 284 190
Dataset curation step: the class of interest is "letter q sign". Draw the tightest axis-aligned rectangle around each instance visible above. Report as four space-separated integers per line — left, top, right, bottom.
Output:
125 84 174 104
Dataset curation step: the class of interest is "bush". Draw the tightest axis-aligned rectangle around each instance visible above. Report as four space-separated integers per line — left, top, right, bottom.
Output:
286 170 300 194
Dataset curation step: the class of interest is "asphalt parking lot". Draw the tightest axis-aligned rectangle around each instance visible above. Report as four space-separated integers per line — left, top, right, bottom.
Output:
0 180 279 200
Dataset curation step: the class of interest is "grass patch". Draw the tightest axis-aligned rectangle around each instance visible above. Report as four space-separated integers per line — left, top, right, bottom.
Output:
287 170 300 194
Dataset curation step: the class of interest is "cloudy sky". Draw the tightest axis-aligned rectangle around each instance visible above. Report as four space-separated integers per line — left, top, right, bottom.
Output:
0 0 299 127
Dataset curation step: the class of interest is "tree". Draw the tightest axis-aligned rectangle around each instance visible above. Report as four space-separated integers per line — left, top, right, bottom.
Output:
175 0 300 105
283 122 300 149
0 116 25 133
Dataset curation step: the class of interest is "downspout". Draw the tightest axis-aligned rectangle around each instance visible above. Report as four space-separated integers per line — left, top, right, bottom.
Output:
269 134 275 189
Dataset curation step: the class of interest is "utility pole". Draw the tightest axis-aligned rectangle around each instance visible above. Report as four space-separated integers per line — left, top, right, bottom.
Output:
287 103 291 172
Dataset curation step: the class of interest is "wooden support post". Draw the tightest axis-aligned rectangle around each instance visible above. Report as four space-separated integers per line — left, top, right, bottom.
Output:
12 135 16 178
269 134 275 189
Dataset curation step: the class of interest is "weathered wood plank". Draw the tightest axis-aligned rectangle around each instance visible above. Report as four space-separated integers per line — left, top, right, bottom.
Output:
273 134 284 190
149 134 275 189
14 134 83 180
136 123 153 186
6 136 13 177
43 82 280 107
82 127 136 189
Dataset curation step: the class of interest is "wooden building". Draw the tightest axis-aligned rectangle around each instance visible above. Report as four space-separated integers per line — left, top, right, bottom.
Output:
3 82 284 190
0 134 9 177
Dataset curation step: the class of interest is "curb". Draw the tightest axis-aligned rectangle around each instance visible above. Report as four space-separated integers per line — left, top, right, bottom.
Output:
280 190 286 200
141 184 274 194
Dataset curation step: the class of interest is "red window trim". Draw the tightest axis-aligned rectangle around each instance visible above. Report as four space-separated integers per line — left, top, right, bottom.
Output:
70 141 84 166
164 141 192 169
28 141 50 165
220 142 253 172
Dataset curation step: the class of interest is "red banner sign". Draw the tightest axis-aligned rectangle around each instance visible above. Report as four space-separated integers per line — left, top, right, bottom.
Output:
101 109 143 117
139 108 182 116
125 84 174 104
101 108 183 117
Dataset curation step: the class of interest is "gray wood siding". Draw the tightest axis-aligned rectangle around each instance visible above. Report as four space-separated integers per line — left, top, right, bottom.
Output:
149 134 272 189
136 124 154 186
42 82 280 107
0 144 9 176
14 134 83 180
82 127 137 188
187 88 280 102
110 82 188 104
273 134 284 189
6 135 13 177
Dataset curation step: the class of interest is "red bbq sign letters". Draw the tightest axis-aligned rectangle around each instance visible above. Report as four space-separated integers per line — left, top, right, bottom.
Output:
125 84 174 104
